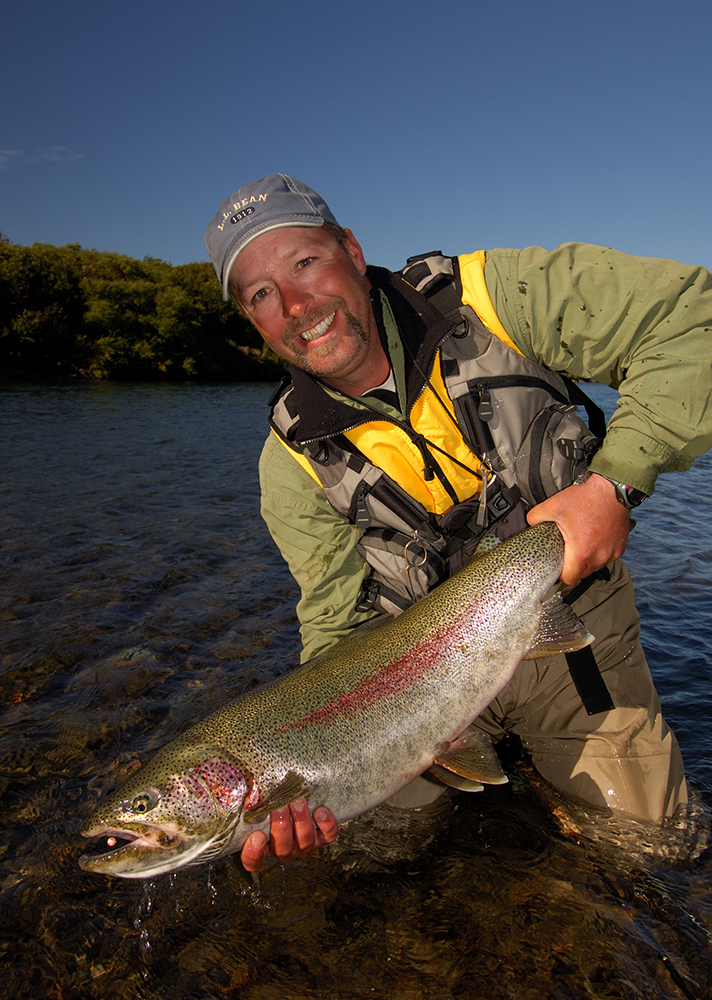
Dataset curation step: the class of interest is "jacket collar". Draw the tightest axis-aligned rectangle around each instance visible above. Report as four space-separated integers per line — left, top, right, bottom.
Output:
284 265 456 445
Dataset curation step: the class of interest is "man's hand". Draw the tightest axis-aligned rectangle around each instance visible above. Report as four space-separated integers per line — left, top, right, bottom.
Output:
527 473 631 585
240 797 339 873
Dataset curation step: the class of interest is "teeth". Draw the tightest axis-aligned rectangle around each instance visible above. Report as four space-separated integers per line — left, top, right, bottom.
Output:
300 312 335 342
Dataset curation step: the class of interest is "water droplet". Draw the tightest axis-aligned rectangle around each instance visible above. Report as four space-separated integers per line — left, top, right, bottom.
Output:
132 880 156 954
206 865 218 901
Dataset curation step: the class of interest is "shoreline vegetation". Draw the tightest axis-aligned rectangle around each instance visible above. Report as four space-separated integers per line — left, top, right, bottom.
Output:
0 234 286 382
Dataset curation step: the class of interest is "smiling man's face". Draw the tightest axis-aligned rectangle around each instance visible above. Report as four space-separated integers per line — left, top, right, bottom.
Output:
229 226 388 395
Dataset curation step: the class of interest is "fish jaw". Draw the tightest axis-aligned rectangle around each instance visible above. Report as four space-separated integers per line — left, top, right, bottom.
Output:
78 820 217 879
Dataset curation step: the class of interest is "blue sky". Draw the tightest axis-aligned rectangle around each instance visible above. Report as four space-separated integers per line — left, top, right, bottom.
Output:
2 0 711 272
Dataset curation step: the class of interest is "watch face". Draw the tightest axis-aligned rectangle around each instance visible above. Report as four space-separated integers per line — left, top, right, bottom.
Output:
625 487 647 508
616 483 647 508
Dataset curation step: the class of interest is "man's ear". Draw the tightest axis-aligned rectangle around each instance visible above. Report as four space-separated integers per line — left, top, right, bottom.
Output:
342 228 368 278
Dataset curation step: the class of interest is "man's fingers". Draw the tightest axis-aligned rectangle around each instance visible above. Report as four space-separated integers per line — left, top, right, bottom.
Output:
286 799 339 853
240 830 269 873
527 476 631 584
288 797 317 854
313 806 339 845
269 805 295 859
240 800 340 873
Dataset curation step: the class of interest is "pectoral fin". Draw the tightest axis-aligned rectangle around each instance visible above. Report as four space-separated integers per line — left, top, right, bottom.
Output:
243 771 311 822
432 726 508 786
524 593 595 660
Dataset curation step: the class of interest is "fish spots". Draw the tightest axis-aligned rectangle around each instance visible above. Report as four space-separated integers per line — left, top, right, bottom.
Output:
277 626 456 732
166 772 214 824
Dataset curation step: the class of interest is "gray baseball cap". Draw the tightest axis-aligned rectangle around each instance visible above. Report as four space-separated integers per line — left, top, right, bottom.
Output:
205 173 339 300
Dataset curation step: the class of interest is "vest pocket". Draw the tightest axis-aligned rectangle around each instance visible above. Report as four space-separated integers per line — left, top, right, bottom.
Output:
514 404 600 507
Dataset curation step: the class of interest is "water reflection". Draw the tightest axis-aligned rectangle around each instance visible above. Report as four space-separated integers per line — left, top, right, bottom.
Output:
0 381 710 998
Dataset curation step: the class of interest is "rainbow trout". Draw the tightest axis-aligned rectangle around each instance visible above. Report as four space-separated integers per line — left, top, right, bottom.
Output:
79 522 593 879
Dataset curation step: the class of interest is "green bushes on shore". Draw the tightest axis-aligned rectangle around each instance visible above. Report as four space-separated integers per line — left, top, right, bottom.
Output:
0 235 286 381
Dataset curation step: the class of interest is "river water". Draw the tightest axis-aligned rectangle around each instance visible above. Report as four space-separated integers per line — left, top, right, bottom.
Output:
0 381 710 999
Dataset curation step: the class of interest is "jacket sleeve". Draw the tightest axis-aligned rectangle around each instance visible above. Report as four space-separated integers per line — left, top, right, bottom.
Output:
483 243 712 495
259 431 378 662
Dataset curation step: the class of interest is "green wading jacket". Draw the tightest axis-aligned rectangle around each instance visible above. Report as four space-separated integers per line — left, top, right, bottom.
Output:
259 242 712 662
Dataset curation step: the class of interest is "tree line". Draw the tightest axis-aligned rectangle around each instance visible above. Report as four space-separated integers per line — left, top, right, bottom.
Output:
0 234 286 381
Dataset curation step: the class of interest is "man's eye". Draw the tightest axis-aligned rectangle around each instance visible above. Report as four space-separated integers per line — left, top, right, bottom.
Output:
253 288 268 303
296 257 313 269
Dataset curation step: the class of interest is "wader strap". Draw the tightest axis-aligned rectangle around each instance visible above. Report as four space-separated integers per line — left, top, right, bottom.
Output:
563 569 615 716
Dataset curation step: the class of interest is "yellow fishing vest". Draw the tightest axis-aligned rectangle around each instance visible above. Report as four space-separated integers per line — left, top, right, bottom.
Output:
277 251 512 514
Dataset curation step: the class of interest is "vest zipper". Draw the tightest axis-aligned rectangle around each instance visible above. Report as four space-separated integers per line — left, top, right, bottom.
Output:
403 348 465 504
469 374 573 406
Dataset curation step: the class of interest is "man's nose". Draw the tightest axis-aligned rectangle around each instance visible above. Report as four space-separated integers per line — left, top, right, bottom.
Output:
282 282 313 318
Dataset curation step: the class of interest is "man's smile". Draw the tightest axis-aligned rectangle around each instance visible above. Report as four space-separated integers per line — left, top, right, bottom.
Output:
297 311 337 343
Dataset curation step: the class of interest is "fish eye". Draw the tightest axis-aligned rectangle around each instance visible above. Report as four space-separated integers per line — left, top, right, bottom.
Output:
131 791 158 814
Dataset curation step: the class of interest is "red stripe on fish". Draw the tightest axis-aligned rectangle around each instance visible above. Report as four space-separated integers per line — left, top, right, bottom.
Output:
277 623 460 732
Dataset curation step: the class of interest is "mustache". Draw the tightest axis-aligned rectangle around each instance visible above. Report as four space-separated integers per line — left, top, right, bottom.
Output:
283 299 346 343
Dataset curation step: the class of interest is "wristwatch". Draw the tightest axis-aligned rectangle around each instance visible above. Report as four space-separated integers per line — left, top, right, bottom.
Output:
598 476 648 509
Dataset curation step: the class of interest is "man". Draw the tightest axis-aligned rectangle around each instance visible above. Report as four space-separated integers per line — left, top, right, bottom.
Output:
205 174 712 872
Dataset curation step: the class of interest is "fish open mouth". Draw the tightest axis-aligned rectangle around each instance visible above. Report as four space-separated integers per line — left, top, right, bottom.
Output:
78 822 229 878
79 829 142 866
78 825 182 870
82 830 138 861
